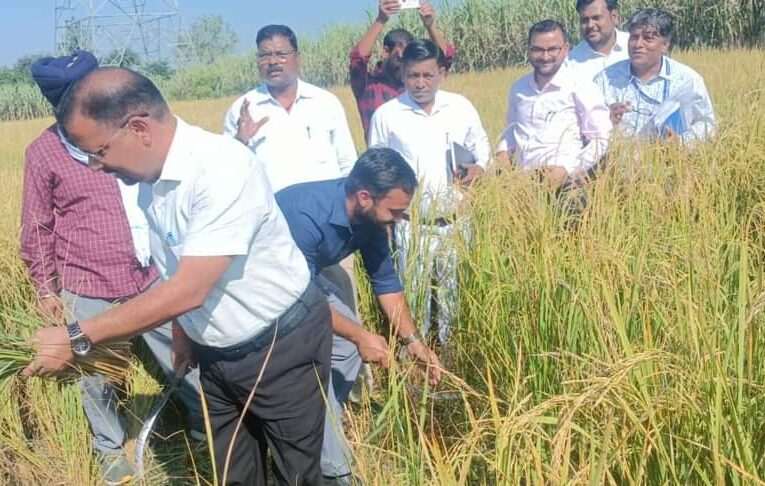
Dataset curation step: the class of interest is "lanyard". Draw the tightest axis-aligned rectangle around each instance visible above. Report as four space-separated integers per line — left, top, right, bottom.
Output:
628 59 672 133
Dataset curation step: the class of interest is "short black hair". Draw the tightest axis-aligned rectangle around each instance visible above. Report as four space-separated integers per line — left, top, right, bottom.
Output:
401 39 446 68
527 19 569 45
56 67 169 130
256 24 298 51
575 0 618 13
627 8 674 42
345 148 417 199
383 29 414 50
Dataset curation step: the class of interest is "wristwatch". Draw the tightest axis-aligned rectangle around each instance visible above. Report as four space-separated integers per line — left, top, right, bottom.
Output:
66 321 92 357
399 333 421 347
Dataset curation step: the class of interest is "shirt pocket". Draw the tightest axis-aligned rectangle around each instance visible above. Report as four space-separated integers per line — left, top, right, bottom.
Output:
305 121 335 164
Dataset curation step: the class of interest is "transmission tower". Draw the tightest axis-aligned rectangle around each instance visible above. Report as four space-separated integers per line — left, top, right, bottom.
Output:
54 0 198 67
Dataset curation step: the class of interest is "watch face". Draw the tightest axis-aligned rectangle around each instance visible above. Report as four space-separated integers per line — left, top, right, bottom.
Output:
72 336 91 356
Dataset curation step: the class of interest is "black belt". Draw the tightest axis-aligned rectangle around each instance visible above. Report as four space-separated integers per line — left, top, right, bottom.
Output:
402 213 455 227
195 280 324 362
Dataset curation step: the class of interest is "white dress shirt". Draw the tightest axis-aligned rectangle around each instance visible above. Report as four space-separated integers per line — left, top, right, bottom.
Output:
594 56 716 144
497 65 612 174
223 79 357 192
368 90 491 214
145 118 311 347
567 29 630 81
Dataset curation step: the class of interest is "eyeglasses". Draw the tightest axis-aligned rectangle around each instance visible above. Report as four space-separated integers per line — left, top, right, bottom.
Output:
77 112 149 162
256 50 297 63
529 46 564 57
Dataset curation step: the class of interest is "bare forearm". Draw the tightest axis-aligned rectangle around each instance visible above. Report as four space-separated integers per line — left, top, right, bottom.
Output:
356 19 387 58
80 277 204 345
377 292 417 338
331 306 367 344
426 24 449 55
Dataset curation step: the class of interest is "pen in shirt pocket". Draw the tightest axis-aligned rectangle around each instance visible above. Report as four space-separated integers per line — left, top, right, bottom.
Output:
166 232 178 246
306 125 311 139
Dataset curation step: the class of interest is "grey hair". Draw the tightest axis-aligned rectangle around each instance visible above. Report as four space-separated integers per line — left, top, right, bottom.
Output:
626 8 674 42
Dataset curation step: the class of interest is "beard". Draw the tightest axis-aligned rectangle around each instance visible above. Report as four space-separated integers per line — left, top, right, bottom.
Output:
355 205 391 231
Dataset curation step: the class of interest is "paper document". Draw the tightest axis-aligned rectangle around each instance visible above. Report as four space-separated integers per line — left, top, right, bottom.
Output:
649 80 695 139
400 0 420 10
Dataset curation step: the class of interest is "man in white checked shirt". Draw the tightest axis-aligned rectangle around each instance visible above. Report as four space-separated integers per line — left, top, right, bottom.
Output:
369 39 491 344
496 19 612 187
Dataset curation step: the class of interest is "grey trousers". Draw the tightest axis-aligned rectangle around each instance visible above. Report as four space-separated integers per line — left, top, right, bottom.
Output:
316 263 364 478
61 290 203 455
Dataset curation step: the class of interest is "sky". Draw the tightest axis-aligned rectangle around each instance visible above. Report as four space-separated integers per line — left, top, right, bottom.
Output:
0 0 382 67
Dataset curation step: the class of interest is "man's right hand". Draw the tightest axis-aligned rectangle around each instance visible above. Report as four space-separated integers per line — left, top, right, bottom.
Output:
235 99 269 144
377 0 402 23
38 295 64 323
609 101 632 126
354 329 390 368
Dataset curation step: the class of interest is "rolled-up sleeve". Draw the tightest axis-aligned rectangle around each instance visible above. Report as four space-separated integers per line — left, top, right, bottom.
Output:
573 80 613 172
360 231 403 295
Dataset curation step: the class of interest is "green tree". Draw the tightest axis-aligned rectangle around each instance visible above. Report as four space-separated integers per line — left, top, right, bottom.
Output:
177 15 238 65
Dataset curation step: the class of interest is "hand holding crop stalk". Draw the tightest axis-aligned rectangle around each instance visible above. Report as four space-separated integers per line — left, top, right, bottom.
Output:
22 326 73 378
404 338 442 386
609 101 631 125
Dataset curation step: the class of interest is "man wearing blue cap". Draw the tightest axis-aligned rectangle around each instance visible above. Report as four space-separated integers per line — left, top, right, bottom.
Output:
21 51 202 485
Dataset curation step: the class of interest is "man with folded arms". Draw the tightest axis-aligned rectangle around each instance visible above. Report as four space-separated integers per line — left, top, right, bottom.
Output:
350 0 455 139
24 67 331 486
369 39 490 344
276 147 442 485
496 20 612 187
594 9 716 144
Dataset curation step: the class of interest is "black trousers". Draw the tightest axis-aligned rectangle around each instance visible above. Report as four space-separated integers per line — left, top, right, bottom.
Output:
195 282 332 486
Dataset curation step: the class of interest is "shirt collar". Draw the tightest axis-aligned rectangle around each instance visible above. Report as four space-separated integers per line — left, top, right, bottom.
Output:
250 78 314 106
528 65 572 92
400 90 449 115
629 56 672 84
157 116 191 182
328 178 351 228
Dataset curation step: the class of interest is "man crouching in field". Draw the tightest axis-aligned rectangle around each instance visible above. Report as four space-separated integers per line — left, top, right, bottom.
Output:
20 52 202 485
23 67 332 486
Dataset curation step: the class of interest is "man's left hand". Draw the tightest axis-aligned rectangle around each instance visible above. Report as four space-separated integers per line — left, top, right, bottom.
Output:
406 340 443 385
22 326 74 378
419 2 436 28
457 164 484 186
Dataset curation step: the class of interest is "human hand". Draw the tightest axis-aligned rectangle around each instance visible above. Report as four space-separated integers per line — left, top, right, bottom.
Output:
405 340 442 385
22 326 73 378
419 2 436 28
609 101 631 125
235 99 269 144
171 322 196 376
457 163 484 186
37 295 64 323
378 0 402 22
355 329 390 368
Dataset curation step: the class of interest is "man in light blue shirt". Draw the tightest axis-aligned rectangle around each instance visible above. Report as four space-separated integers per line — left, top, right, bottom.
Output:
594 8 716 144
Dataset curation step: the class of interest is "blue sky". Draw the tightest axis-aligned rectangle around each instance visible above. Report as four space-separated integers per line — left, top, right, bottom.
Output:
0 0 382 67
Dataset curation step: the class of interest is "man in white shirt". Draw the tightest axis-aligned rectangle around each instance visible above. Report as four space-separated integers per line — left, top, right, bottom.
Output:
369 39 490 343
496 20 612 187
25 68 332 486
568 0 629 81
223 24 357 193
594 9 716 144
